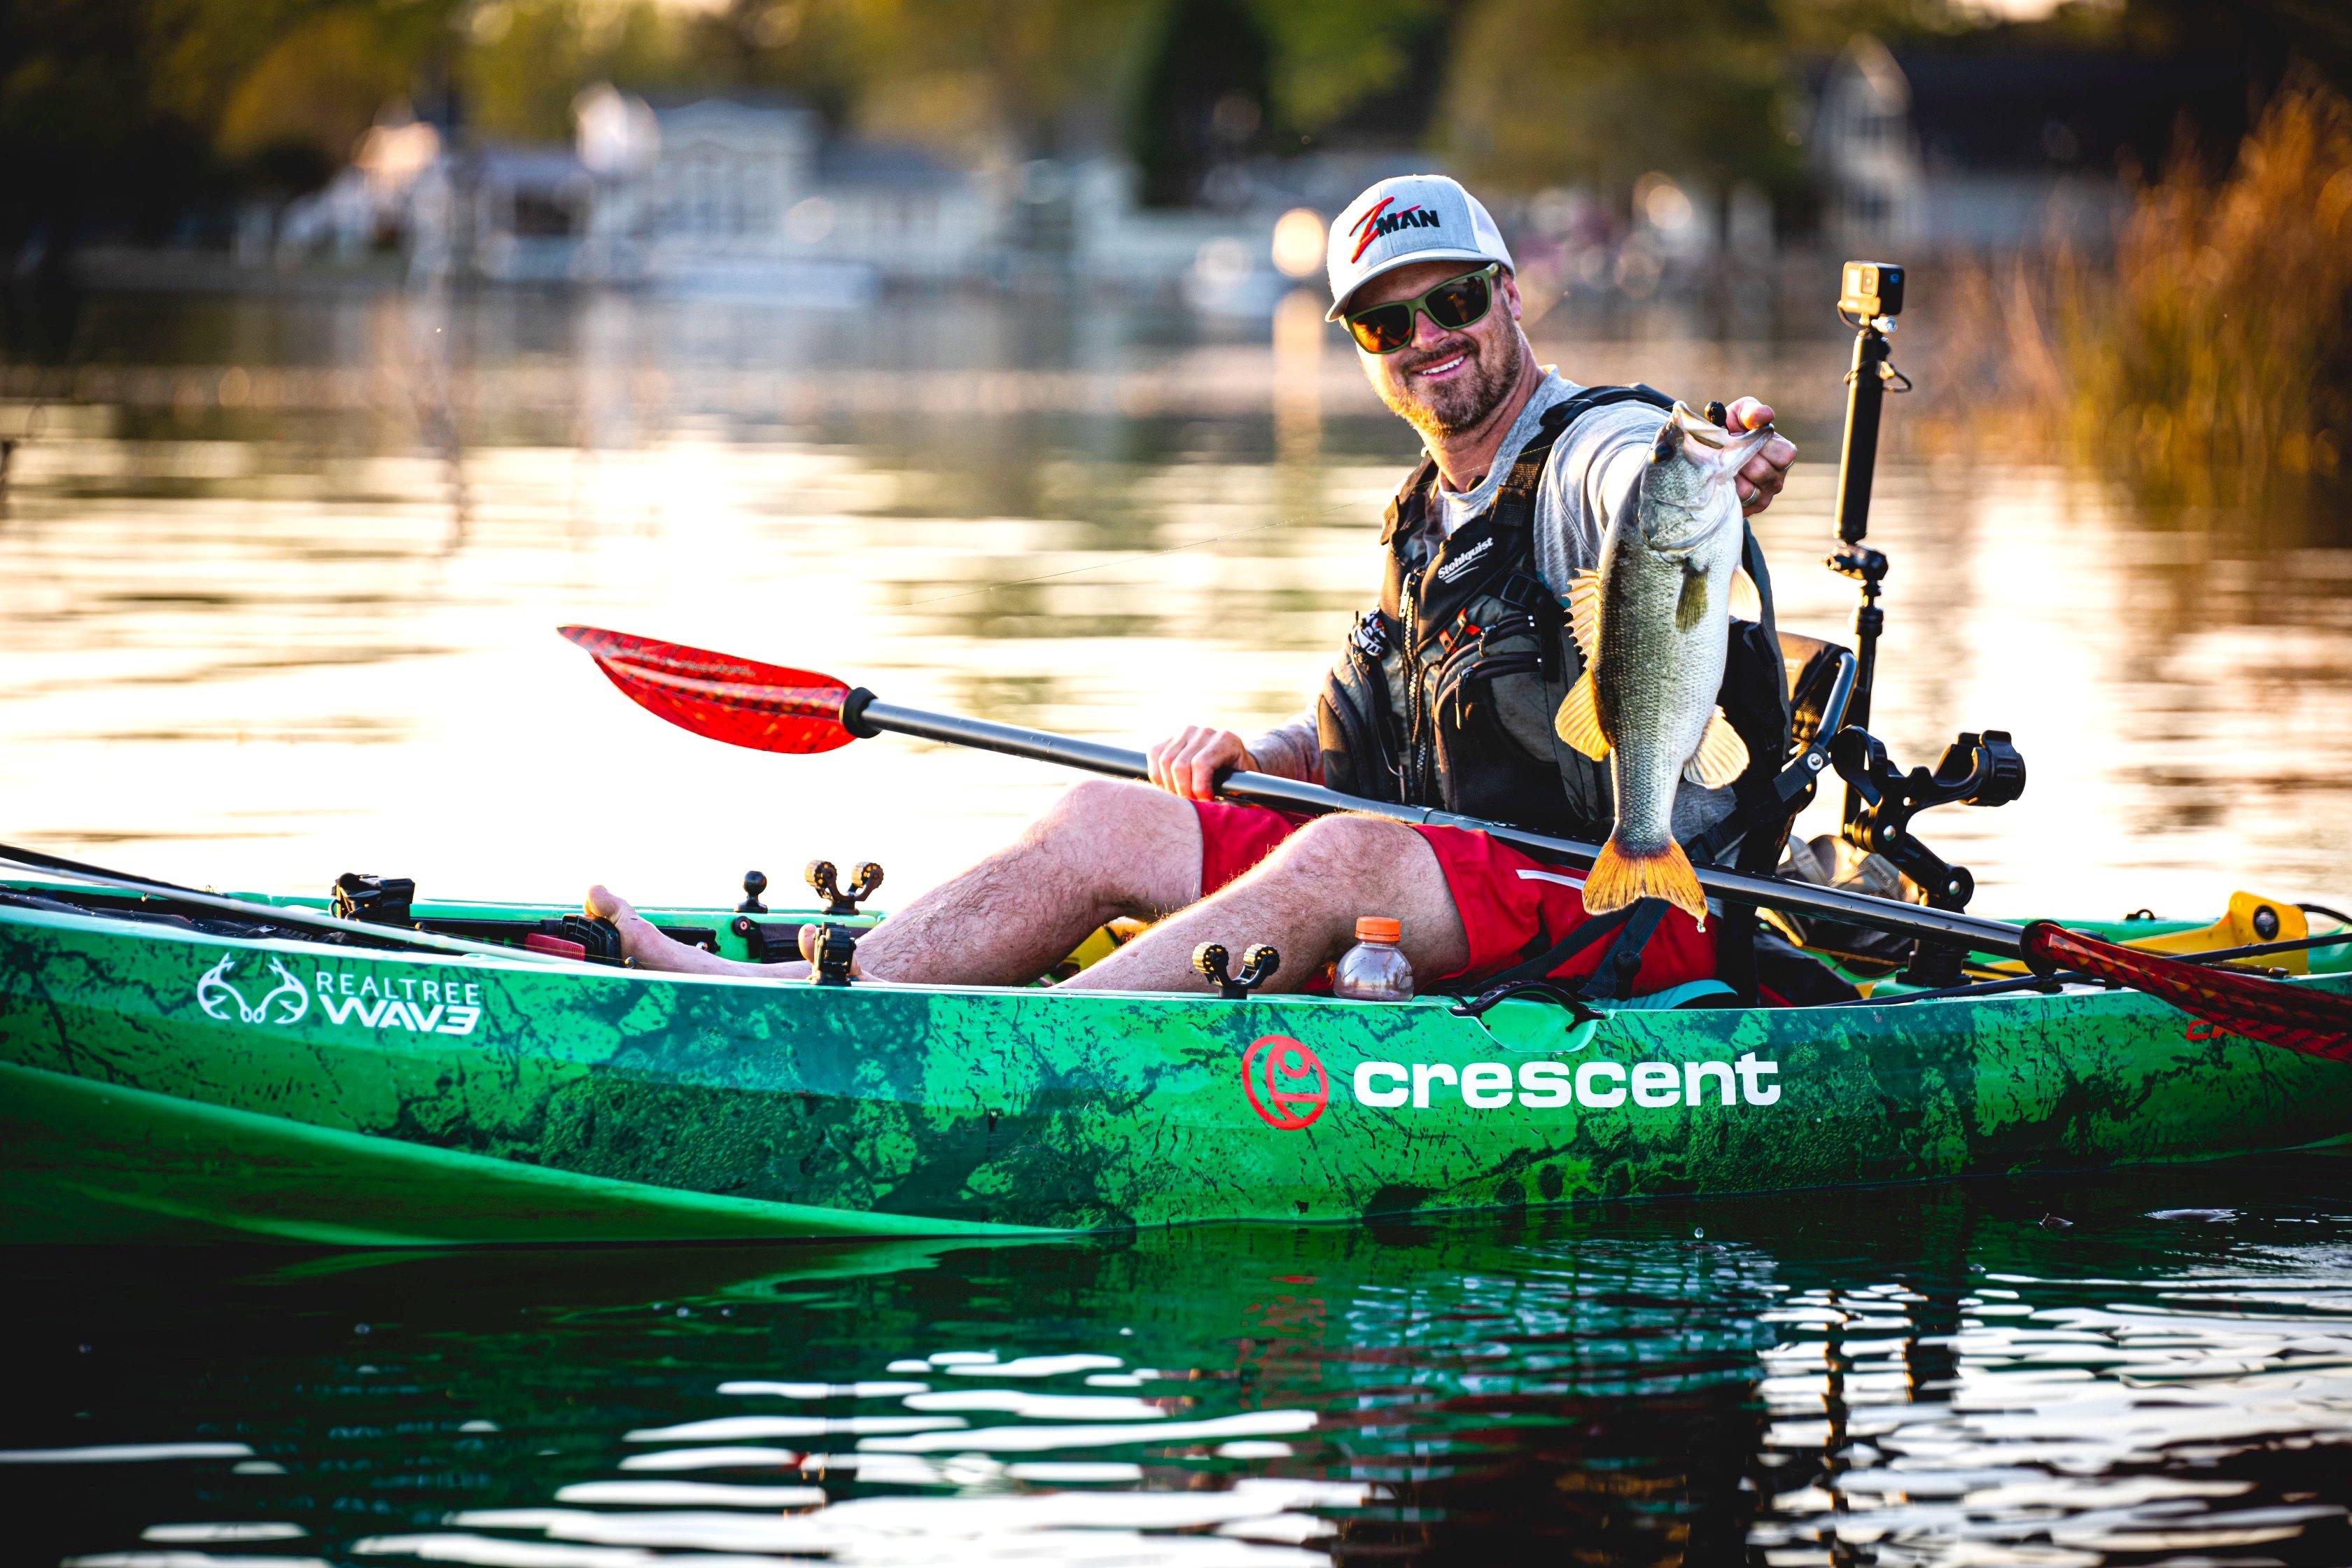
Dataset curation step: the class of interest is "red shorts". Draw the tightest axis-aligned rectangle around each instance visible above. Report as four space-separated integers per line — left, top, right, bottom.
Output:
1193 800 1716 995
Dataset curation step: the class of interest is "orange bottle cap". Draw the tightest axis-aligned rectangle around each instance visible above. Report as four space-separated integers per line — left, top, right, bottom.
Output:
1355 916 1401 943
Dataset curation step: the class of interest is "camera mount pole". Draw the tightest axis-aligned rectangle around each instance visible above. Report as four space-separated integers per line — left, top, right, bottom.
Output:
1827 272 1905 829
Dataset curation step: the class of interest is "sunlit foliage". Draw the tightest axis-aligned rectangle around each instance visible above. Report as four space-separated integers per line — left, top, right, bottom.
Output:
1441 0 1806 202
2063 71 2352 495
12 0 2350 258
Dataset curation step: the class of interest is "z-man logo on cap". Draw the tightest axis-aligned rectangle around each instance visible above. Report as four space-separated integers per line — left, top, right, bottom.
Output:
1348 198 1441 262
1242 1035 1329 1129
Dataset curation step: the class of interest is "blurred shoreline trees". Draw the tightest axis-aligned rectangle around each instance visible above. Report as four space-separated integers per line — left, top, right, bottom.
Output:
1935 71 2352 507
4 0 2350 262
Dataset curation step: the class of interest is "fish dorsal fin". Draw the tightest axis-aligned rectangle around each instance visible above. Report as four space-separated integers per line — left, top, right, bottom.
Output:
1674 565 1709 633
1683 707 1749 788
1567 568 1602 663
1554 671 1610 760
1729 566 1763 623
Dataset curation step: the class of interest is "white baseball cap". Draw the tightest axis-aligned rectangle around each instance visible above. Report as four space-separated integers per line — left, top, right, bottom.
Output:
1326 174 1516 322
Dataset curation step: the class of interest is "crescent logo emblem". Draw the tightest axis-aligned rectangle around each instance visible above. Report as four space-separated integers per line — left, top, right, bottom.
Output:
1242 1035 1329 1130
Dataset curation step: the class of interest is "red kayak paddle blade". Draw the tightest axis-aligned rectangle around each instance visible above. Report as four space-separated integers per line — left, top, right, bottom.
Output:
559 625 856 755
2023 922 2352 1060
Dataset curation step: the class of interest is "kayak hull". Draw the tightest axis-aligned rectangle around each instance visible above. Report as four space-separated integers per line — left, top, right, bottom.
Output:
4 898 2348 1245
0 1060 1041 1246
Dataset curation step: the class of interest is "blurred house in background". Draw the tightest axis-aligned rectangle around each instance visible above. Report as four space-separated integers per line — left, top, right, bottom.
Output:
629 98 859 300
1813 40 1925 251
267 84 1380 311
15 0 2328 330
273 90 998 300
468 146 594 283
272 102 447 264
74 2 2281 321
1814 36 2248 253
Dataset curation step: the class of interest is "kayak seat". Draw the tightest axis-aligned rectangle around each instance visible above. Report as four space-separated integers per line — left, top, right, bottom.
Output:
1702 631 1868 1005
1779 630 1858 750
1716 630 1857 879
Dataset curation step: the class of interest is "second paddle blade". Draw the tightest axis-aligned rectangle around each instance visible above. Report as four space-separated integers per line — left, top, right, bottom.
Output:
2022 921 2352 1060
560 625 857 755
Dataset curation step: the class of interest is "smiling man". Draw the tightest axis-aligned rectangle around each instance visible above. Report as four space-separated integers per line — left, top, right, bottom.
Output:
591 174 1798 1000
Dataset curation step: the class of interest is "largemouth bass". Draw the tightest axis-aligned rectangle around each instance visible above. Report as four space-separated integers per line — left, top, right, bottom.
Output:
1554 403 1777 925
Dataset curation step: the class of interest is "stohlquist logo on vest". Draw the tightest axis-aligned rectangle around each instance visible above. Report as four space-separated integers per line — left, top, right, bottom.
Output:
1434 537 1494 584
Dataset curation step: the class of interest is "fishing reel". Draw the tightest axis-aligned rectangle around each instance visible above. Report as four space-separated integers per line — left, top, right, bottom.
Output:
1829 727 2026 984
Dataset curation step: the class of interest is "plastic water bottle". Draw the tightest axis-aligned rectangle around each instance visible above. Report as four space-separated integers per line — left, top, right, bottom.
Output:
1333 916 1414 1002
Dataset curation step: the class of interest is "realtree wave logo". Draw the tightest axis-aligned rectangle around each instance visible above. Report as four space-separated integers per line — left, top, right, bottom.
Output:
191 954 485 1037
1242 1035 1329 1129
196 954 309 1025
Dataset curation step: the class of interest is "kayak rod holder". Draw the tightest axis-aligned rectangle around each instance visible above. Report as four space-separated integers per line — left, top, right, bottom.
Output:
1194 942 1279 999
806 858 883 917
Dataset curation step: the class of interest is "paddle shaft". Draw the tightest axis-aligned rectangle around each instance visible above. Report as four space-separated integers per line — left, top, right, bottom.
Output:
846 692 2029 960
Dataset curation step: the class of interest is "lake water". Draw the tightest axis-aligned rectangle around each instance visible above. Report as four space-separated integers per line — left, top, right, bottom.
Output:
4 286 2351 1564
10 1158 2352 1565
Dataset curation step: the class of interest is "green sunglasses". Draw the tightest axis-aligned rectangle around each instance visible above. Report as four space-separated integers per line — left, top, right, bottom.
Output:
1342 262 1502 355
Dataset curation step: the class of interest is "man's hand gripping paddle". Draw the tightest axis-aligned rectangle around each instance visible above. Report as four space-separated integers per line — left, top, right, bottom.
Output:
560 625 2352 1057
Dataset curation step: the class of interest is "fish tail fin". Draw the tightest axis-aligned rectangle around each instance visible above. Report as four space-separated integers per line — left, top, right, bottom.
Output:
1583 836 1709 929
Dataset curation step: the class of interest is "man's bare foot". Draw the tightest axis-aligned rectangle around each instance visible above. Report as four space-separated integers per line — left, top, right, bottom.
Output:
584 885 672 967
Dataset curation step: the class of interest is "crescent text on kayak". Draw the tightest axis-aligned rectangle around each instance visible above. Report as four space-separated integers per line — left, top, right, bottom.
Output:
1352 1054 1780 1110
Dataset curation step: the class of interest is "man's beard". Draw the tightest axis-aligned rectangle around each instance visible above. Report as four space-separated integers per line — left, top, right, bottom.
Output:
1378 332 1524 442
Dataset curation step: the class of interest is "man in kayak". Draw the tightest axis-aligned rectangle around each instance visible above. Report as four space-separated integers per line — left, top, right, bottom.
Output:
591 174 1795 997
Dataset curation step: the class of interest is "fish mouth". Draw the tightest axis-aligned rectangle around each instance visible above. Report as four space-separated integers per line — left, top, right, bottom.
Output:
1639 403 1774 552
1670 401 1776 481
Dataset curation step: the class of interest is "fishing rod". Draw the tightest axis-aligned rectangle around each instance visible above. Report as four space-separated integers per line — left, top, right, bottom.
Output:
0 841 570 965
555 624 2352 1057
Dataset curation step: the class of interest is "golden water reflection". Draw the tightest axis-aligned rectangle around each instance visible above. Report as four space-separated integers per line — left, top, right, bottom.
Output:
2 293 2347 919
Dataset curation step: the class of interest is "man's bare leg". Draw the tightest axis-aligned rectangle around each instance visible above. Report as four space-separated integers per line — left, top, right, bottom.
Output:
1064 813 1469 993
587 779 1204 983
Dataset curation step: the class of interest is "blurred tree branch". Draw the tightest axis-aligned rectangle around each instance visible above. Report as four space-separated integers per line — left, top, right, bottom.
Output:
1439 0 1807 202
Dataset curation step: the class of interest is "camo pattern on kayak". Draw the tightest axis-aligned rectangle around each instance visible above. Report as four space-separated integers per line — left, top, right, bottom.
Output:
3 899 2348 1244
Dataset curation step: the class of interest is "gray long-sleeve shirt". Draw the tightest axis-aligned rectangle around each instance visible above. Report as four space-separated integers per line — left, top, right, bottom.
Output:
1247 370 1670 782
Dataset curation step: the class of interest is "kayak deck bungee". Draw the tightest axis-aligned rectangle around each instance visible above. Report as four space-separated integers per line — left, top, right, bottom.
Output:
4 875 2348 1247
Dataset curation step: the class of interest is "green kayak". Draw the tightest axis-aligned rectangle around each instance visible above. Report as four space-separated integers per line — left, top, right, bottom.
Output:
3 874 2347 1247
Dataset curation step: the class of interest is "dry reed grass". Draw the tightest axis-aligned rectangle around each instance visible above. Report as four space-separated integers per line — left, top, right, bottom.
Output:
1928 71 2352 510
